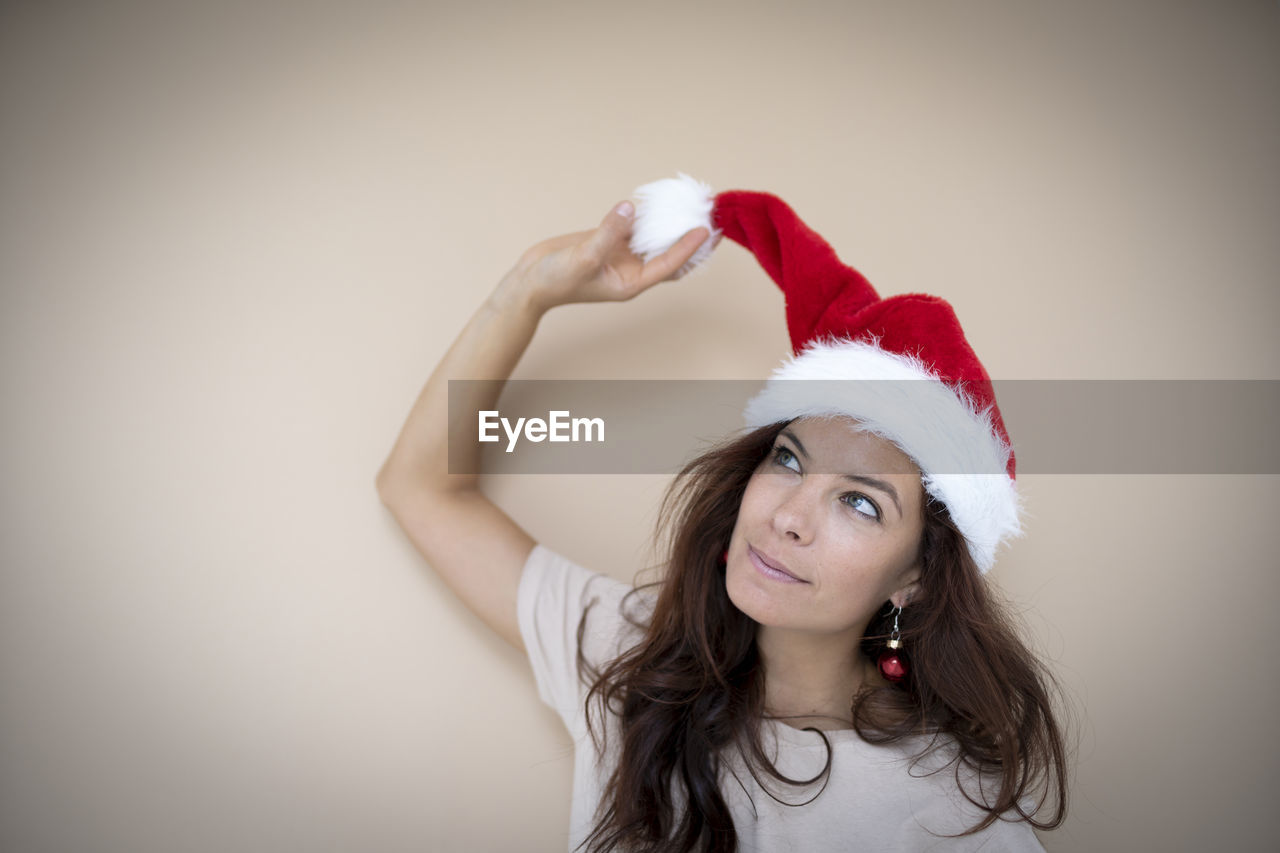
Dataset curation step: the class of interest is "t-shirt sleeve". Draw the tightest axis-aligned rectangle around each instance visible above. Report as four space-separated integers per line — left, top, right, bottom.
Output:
517 543 636 735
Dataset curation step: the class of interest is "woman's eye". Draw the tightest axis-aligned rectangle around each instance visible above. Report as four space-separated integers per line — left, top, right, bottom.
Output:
842 492 881 521
772 446 800 472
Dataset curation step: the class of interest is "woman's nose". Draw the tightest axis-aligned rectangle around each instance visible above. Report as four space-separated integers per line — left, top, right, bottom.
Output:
772 485 817 544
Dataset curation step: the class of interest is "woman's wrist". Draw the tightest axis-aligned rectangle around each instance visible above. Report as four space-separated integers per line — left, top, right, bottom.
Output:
489 270 554 321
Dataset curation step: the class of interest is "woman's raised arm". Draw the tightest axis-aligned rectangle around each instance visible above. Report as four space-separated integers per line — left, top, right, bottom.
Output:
375 199 710 649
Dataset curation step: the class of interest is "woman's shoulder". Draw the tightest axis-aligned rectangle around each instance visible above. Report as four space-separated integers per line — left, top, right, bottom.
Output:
520 543 652 634
517 544 653 722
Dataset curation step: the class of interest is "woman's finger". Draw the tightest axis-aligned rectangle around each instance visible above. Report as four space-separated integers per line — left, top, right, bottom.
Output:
577 201 636 266
633 227 711 290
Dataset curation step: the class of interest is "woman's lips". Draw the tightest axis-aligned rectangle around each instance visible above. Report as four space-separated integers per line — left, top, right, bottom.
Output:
748 546 807 584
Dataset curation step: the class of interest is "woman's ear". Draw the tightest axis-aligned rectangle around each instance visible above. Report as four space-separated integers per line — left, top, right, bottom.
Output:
888 550 924 610
890 574 922 610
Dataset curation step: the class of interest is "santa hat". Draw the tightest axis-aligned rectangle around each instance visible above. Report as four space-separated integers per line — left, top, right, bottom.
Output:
630 173 1021 573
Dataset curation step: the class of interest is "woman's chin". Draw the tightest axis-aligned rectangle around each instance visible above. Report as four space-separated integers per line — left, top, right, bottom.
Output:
725 571 796 629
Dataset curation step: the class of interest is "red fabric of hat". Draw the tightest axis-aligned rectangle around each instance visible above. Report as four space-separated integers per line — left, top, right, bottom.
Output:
712 189 1016 480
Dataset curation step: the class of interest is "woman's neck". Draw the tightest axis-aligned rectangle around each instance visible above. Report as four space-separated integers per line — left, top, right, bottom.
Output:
756 625 874 731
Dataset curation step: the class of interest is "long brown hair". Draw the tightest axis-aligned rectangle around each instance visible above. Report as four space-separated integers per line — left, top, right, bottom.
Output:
578 422 1068 853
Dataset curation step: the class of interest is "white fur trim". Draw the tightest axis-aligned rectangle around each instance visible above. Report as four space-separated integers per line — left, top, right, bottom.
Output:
629 173 721 278
743 338 1022 573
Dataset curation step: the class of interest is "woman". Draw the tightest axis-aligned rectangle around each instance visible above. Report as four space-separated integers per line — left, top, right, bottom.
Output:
377 175 1068 851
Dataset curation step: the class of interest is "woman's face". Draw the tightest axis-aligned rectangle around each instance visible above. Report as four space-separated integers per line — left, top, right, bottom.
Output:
725 417 926 645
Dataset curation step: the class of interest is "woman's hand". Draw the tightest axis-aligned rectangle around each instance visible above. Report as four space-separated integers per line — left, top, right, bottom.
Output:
498 200 713 314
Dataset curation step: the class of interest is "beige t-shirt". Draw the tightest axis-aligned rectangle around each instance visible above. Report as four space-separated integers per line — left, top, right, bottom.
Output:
517 544 1046 852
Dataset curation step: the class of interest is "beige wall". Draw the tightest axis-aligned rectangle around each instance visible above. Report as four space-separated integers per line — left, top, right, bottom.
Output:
3 1 1277 850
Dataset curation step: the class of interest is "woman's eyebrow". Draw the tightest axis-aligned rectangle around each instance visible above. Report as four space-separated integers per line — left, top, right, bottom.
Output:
780 429 902 518
780 429 809 458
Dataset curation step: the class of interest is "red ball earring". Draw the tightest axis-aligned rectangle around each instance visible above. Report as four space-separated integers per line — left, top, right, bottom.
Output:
876 605 908 683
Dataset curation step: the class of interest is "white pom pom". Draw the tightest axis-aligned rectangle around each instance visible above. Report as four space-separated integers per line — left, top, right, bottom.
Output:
629 172 721 277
